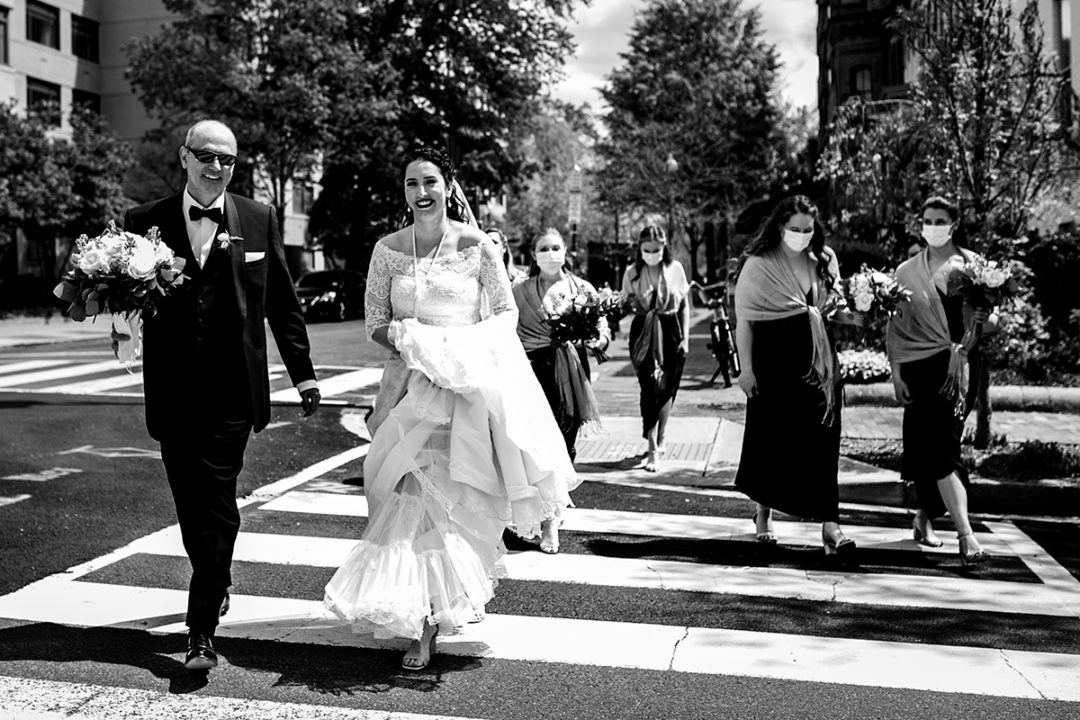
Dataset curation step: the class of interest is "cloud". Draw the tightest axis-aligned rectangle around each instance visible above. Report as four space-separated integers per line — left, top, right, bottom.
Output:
554 0 818 112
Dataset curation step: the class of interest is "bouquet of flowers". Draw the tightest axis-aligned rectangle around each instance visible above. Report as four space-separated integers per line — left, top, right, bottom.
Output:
944 255 1022 353
843 264 912 347
945 256 1020 310
845 264 912 318
53 221 187 369
544 286 624 363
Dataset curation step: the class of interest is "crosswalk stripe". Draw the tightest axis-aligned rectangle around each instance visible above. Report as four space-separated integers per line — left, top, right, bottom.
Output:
268 368 382 402
46 371 145 394
0 675 481 720
0 360 122 389
113 525 1079 618
258 491 1018 557
0 359 72 376
0 578 1075 700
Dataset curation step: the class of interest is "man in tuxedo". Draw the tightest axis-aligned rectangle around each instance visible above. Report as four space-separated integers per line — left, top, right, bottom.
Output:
123 119 321 671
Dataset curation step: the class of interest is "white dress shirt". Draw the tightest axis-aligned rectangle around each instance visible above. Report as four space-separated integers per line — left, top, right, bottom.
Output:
182 189 226 269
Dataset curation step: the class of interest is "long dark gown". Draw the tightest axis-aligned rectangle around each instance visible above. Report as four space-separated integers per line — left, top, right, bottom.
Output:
734 293 841 522
898 291 972 519
628 312 686 437
525 344 591 461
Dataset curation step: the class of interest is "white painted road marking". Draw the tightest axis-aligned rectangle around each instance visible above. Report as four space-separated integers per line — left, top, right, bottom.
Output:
0 675 480 720
0 468 82 482
0 579 1076 701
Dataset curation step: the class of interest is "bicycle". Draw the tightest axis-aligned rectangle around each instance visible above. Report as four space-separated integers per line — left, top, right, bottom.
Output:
690 280 741 388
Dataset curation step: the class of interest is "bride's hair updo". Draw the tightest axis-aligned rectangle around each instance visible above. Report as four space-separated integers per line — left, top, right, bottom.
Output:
400 145 471 225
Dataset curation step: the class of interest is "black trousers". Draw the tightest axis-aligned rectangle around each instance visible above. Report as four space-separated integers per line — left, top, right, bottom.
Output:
159 409 252 636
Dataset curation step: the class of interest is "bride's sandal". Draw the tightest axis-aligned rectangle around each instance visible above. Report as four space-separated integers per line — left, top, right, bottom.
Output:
401 622 438 672
540 518 561 554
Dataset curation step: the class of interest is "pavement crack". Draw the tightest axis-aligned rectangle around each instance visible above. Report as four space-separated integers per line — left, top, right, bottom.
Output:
1000 649 1048 699
645 562 665 590
669 626 691 671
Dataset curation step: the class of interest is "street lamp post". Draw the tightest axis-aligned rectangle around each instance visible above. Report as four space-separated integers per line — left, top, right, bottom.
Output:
664 153 678 241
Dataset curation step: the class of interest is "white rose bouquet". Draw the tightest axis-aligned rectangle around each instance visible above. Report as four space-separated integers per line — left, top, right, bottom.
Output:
53 221 187 368
544 286 623 363
843 264 912 347
945 255 1022 352
845 264 912 317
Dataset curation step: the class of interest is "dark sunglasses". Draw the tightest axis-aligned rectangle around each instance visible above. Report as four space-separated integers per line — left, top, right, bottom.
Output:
185 145 237 167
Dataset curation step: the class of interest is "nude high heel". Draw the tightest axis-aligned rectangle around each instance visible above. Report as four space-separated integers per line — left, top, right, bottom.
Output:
958 532 990 567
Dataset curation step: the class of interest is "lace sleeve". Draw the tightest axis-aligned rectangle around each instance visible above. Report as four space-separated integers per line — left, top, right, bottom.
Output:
479 242 518 318
365 242 393 341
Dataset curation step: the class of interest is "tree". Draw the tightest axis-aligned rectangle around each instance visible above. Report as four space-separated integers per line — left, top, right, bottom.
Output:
309 0 582 267
819 0 1080 447
125 0 394 227
597 0 788 282
0 102 130 301
503 102 601 244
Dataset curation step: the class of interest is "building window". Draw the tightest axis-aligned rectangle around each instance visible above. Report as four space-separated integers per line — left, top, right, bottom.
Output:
853 66 873 98
71 14 99 62
72 89 100 115
886 37 905 86
26 77 61 126
26 1 59 50
0 9 9 65
292 182 315 215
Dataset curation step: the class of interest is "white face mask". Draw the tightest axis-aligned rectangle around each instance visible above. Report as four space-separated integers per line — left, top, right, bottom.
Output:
641 249 664 266
922 224 953 247
535 249 565 273
782 229 812 253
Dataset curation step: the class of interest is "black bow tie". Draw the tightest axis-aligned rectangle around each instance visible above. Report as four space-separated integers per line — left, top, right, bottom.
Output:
189 205 223 223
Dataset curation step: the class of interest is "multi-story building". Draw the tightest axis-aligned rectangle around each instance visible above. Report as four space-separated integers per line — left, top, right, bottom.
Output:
817 0 1077 143
0 0 320 284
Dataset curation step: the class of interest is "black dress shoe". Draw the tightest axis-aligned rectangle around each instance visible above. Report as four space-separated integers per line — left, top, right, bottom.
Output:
219 591 230 618
184 633 218 671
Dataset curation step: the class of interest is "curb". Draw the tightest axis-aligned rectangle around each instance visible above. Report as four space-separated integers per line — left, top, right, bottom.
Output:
845 382 1080 413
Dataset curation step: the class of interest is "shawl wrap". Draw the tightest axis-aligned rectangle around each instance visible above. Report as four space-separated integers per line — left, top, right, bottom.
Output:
735 249 840 425
886 250 973 417
514 276 602 435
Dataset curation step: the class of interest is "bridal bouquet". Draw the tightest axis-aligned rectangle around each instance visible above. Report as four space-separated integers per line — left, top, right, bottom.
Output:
53 221 187 368
544 286 623 363
845 264 912 318
945 256 1020 310
844 264 912 346
945 256 1021 353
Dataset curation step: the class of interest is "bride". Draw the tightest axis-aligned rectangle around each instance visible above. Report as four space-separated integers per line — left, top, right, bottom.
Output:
324 146 579 671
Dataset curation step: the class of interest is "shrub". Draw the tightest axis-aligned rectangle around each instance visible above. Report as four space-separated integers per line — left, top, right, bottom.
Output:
838 348 891 384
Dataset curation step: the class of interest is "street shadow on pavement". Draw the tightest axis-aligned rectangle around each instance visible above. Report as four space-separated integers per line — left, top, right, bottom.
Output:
0 622 483 697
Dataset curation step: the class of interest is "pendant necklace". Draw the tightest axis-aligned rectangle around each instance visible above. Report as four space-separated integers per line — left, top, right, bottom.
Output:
411 222 447 309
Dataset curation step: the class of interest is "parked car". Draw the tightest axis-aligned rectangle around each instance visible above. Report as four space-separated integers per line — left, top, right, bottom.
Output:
294 270 365 322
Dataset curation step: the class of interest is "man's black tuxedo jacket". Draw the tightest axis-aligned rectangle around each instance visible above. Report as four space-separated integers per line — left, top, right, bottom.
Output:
124 191 315 440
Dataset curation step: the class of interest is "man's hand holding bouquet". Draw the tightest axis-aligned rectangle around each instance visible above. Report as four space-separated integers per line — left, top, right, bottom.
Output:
54 221 187 369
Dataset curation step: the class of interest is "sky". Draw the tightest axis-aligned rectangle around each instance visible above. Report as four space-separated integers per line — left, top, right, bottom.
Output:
552 0 819 113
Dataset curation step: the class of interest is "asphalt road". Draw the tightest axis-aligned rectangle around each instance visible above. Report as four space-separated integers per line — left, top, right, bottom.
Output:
0 320 1077 720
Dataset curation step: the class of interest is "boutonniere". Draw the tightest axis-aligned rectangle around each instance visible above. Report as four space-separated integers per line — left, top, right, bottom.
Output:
215 232 243 253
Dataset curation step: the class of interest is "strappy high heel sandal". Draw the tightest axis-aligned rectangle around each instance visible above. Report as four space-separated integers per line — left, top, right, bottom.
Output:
401 622 438 672
912 513 943 548
540 518 561 554
958 532 990 567
822 527 857 559
752 511 777 544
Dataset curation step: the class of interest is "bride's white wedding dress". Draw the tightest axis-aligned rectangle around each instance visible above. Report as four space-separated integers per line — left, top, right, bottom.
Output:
324 241 578 640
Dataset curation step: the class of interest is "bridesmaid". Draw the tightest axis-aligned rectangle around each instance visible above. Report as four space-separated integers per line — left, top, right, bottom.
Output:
621 225 690 473
887 195 995 566
733 195 858 558
513 228 606 552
